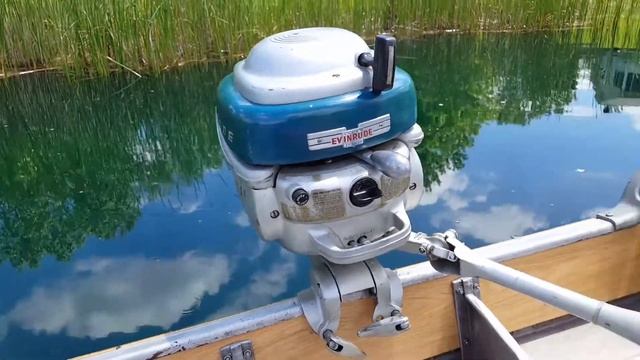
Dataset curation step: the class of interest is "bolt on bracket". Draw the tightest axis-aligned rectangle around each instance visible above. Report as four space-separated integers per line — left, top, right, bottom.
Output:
220 340 254 360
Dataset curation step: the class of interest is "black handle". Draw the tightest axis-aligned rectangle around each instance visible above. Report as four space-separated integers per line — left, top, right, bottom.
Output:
358 34 396 94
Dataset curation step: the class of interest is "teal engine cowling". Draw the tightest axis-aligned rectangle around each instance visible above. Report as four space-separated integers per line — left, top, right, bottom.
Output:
216 27 418 166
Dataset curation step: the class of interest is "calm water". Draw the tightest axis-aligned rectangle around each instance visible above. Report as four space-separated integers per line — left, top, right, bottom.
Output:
1 32 640 359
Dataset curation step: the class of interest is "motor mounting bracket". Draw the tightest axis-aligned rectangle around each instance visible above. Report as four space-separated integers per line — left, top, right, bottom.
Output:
298 257 410 358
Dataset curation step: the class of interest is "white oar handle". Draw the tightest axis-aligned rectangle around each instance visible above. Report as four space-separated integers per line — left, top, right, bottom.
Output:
595 303 640 344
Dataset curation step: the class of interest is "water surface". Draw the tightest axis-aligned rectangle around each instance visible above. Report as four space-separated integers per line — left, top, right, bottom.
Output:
1 33 640 359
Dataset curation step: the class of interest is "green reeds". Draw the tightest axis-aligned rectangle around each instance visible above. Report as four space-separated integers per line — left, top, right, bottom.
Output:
0 0 638 76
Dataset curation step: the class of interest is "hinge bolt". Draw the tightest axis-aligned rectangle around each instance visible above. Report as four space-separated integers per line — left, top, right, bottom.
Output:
327 340 340 351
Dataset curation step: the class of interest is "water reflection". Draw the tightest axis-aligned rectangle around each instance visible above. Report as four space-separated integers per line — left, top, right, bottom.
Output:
419 170 489 210
1 33 640 359
594 50 640 108
402 33 583 188
1 254 232 339
592 50 640 133
208 249 298 320
0 68 225 268
418 169 548 243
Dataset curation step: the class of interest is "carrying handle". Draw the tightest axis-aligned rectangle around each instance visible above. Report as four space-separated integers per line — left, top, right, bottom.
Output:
311 209 411 264
358 34 396 93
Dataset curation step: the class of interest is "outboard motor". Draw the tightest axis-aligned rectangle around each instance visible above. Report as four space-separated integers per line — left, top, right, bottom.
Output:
218 28 640 359
217 27 424 356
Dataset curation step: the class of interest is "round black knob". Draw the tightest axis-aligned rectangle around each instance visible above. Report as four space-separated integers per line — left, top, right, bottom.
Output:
292 188 309 206
349 178 382 207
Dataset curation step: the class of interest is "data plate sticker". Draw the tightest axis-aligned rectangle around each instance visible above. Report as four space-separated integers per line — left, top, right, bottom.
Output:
307 114 391 151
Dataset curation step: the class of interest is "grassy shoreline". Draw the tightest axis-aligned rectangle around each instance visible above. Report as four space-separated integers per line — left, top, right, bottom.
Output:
1 0 638 76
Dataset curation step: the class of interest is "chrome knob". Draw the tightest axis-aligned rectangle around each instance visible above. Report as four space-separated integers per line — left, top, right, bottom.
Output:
369 150 410 179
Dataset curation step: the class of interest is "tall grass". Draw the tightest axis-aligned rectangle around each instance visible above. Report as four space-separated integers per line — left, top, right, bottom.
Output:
0 0 638 75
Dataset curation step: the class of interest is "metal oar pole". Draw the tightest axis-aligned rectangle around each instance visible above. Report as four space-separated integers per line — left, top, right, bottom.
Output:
413 172 640 346
448 231 640 344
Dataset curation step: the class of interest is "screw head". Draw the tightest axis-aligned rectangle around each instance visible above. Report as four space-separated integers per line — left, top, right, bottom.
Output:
269 210 280 219
243 349 252 358
357 235 369 245
223 355 232 360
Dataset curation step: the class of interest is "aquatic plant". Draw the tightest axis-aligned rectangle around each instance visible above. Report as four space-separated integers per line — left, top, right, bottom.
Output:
0 0 638 75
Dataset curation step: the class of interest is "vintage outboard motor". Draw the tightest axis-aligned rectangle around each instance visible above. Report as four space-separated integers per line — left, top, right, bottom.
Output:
217 27 424 356
218 28 640 359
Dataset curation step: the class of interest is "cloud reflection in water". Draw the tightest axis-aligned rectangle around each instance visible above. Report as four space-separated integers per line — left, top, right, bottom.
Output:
421 169 547 243
1 253 232 339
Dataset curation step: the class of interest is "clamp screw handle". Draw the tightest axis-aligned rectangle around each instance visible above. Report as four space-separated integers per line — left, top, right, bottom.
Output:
322 330 366 359
357 313 411 337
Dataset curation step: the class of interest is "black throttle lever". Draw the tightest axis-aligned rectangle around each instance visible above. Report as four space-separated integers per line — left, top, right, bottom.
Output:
358 34 396 94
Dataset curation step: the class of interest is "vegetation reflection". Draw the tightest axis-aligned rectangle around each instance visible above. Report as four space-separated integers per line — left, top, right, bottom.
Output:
404 33 584 187
0 67 224 267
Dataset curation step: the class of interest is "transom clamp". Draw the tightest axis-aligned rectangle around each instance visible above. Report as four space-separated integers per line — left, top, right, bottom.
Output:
297 257 409 358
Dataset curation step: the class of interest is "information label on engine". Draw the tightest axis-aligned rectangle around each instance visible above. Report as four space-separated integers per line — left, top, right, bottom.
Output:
306 114 391 151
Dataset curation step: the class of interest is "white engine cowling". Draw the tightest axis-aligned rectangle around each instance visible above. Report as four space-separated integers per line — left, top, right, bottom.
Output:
219 123 425 264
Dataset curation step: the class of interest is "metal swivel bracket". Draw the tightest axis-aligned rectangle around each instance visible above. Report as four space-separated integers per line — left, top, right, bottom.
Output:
298 257 409 358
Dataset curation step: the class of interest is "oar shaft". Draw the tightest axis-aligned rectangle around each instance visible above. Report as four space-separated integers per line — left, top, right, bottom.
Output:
457 247 640 344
